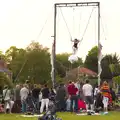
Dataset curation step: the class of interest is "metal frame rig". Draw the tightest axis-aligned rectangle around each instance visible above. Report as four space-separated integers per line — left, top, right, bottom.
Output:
52 2 101 87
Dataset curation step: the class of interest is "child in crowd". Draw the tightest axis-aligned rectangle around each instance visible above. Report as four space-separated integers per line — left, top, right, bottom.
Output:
66 96 71 111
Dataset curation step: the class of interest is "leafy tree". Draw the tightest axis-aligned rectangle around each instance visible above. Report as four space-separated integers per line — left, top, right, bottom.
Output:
84 46 98 73
0 72 13 88
113 76 120 85
101 53 120 79
5 41 51 84
5 47 26 82
5 46 19 61
109 64 120 76
24 41 51 84
0 51 6 60
56 60 66 78
0 52 13 88
108 53 120 76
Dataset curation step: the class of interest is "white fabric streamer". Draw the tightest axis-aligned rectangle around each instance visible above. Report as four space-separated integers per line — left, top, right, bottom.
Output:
51 68 54 82
98 42 103 84
68 54 78 64
50 42 54 84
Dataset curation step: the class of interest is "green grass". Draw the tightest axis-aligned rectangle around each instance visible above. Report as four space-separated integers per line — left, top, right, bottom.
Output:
0 112 120 120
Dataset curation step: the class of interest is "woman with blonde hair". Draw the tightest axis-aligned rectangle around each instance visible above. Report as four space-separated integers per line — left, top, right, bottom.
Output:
101 81 112 114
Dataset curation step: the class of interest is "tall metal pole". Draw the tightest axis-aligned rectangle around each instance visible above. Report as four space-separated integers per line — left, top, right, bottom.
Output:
98 2 101 86
53 4 57 88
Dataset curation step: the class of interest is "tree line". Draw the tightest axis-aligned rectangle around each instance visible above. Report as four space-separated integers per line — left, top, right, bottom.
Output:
0 41 120 87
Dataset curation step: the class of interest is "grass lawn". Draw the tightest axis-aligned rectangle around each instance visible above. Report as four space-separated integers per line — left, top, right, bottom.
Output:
0 112 120 120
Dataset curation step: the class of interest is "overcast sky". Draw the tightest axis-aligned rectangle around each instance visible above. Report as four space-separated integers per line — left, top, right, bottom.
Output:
0 0 119 60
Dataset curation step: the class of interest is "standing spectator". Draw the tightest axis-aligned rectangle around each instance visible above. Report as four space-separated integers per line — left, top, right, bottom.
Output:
94 85 100 104
13 85 21 113
94 86 100 97
3 85 12 114
32 85 40 111
82 80 93 112
101 81 112 113
50 88 56 96
39 91 42 110
67 81 78 113
95 92 103 109
20 84 29 113
110 87 116 102
66 95 71 111
49 88 56 101
56 83 67 112
40 84 50 113
110 87 116 108
79 82 84 100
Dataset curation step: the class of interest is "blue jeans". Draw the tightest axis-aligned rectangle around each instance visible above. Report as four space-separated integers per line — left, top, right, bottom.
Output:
32 97 39 111
21 100 27 113
66 99 71 111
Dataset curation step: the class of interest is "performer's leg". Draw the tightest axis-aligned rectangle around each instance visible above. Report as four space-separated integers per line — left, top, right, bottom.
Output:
73 47 77 54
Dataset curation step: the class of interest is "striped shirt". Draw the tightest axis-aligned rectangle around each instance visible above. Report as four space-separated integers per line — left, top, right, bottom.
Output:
101 85 112 103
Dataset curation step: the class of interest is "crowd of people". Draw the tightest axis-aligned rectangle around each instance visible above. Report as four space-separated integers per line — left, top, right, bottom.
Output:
0 80 117 115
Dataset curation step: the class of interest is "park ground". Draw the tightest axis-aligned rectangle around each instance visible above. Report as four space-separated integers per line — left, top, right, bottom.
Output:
0 112 120 120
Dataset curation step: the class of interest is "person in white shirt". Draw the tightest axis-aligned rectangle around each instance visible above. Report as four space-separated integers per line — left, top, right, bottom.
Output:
94 86 100 98
94 86 100 106
82 80 93 111
3 85 12 114
20 84 29 113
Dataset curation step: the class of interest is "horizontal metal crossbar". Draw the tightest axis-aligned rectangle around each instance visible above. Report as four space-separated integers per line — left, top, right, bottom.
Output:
55 2 99 7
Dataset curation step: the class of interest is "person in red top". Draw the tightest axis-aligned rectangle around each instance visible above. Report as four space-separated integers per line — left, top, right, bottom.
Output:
67 81 78 113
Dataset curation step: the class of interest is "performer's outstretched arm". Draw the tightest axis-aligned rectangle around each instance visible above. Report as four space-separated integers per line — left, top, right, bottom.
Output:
80 38 83 42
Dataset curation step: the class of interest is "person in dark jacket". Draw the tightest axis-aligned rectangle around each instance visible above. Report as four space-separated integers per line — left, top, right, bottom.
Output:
49 88 56 101
13 85 21 113
56 83 67 112
110 88 116 101
40 84 50 113
32 85 41 111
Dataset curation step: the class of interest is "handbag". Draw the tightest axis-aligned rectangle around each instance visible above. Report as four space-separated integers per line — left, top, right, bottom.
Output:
1 89 8 104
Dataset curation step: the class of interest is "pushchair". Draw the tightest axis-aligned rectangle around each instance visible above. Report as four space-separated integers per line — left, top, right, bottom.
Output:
26 95 38 114
38 96 62 120
94 93 103 112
